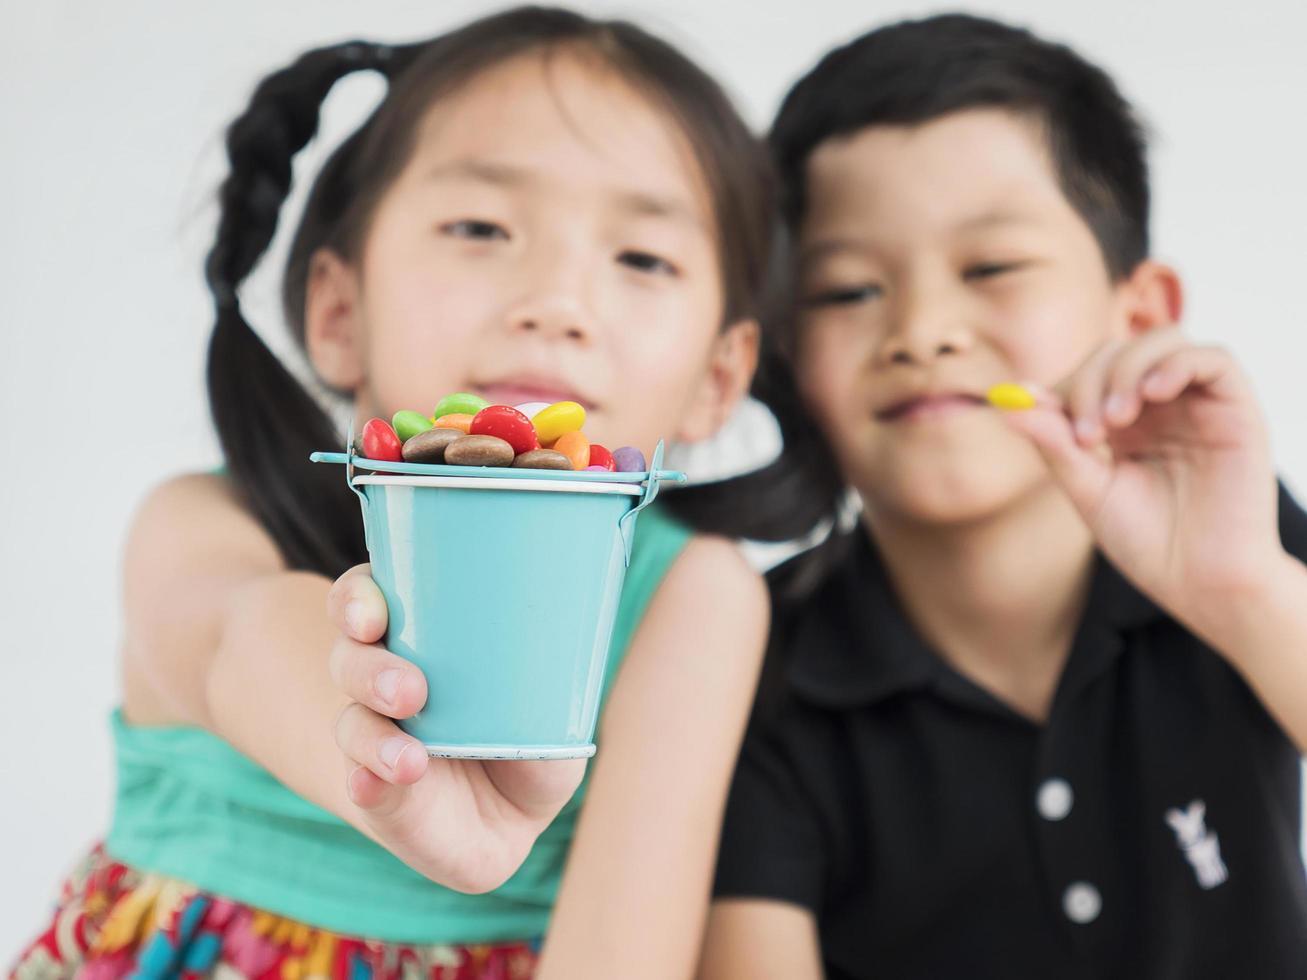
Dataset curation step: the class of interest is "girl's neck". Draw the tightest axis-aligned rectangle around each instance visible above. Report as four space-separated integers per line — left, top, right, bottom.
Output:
863 483 1097 723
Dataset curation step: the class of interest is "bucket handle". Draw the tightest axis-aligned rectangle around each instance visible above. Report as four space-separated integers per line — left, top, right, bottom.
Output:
617 440 665 567
343 416 372 552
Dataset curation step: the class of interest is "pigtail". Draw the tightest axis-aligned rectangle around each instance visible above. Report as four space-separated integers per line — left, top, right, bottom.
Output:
204 41 401 576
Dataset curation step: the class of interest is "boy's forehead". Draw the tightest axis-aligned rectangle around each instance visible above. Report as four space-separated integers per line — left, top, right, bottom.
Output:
801 108 1074 241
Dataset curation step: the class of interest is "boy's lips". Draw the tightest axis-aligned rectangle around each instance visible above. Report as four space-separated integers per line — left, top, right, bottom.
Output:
875 391 987 422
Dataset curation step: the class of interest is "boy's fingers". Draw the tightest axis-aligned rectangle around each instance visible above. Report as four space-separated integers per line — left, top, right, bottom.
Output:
326 563 388 642
1002 405 1112 520
1101 328 1187 428
328 635 428 719
335 701 428 786
1140 344 1240 404
1059 339 1125 446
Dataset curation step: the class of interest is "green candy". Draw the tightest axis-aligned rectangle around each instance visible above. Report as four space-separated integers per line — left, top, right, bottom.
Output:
433 392 490 419
392 409 434 442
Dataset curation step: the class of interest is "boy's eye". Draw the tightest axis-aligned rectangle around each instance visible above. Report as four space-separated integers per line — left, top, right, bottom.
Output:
964 262 1023 281
618 250 678 277
803 283 884 307
440 219 510 241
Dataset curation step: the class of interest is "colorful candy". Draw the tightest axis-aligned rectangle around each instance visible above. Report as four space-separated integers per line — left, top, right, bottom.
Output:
986 383 1037 411
512 449 573 470
432 413 474 434
514 401 550 420
402 427 462 463
532 401 586 446
433 392 490 419
362 418 403 462
392 410 433 442
470 405 539 455
587 444 615 472
553 430 591 471
611 446 646 473
445 434 515 467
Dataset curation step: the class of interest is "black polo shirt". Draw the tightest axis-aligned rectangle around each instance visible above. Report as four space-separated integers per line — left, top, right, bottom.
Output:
715 485 1307 979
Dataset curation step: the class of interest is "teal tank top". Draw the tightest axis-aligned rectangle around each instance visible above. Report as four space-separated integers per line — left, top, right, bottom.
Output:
105 505 691 944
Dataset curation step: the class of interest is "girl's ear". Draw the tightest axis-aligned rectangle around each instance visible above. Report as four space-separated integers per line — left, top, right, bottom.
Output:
675 318 761 443
304 247 366 390
1119 259 1184 337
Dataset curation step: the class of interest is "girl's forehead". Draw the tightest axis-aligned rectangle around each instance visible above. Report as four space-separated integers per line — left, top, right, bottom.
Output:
400 50 712 221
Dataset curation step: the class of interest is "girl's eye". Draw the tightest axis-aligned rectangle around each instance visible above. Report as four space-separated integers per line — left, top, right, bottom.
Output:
618 251 678 277
964 261 1023 281
440 219 509 241
803 283 884 307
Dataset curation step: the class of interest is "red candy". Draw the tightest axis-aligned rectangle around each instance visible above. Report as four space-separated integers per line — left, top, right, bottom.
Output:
587 444 616 472
470 405 539 456
361 418 403 462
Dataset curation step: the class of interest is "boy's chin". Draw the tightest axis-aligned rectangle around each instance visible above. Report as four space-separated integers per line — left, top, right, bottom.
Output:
855 457 1049 531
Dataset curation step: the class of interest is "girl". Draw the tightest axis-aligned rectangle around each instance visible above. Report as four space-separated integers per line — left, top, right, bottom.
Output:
11 8 834 980
703 14 1307 979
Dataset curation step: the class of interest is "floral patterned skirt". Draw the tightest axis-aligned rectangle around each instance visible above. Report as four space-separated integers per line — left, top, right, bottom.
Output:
9 845 539 980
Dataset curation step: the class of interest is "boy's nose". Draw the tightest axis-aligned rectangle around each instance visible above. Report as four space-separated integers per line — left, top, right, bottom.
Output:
877 292 973 366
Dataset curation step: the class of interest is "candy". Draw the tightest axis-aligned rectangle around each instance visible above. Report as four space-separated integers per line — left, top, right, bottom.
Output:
512 449 573 470
587 444 615 472
402 427 462 463
444 434 515 467
611 446 646 473
532 401 586 446
433 392 490 419
392 410 433 442
513 401 550 420
585 465 608 472
986 383 1037 411
361 418 403 462
470 405 538 455
553 430 590 471
433 413 474 434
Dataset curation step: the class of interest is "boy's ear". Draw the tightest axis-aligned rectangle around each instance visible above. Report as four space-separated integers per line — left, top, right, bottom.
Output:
675 318 761 443
304 248 366 391
1121 259 1184 335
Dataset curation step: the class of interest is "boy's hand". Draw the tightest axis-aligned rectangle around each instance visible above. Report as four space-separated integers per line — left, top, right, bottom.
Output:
999 328 1286 633
324 565 586 893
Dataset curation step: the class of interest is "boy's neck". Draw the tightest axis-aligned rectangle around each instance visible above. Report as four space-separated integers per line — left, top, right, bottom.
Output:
864 484 1096 724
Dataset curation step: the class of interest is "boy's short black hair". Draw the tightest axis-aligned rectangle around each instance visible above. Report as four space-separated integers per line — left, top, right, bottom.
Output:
771 13 1150 280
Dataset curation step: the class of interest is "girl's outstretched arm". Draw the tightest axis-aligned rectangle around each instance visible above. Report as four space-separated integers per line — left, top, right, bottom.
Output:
534 535 769 980
121 473 584 893
697 899 824 980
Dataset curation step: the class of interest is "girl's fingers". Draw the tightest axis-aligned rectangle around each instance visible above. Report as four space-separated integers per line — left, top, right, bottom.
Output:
328 635 428 719
335 701 428 786
1099 327 1187 429
326 563 388 643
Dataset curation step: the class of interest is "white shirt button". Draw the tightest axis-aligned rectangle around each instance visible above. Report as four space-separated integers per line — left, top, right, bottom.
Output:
1063 882 1102 924
1037 778 1074 821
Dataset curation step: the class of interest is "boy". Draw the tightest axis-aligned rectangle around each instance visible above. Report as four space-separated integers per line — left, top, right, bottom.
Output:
701 14 1307 979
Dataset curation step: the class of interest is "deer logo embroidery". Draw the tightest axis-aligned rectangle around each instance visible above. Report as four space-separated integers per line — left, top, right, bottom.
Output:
1165 800 1228 889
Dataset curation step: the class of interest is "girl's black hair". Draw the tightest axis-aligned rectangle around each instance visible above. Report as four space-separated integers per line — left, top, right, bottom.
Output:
205 5 842 578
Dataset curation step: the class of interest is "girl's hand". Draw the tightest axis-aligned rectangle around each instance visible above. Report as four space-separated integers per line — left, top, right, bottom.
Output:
325 565 586 893
999 327 1284 633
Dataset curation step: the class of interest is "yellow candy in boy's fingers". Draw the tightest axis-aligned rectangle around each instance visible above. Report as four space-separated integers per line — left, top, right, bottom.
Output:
986 383 1038 412
532 401 586 446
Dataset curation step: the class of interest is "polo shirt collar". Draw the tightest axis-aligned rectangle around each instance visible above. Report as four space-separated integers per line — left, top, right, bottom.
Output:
785 530 1165 712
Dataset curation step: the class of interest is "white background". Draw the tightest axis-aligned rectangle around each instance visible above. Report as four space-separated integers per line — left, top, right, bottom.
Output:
2 0 1305 954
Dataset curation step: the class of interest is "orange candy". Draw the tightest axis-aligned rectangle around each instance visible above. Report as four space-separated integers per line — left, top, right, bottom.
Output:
432 413 474 434
552 430 591 471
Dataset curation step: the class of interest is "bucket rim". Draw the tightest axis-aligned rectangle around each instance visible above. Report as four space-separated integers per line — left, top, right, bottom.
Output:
354 474 643 495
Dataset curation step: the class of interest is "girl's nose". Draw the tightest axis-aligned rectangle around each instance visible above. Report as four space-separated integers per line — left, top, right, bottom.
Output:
503 253 596 345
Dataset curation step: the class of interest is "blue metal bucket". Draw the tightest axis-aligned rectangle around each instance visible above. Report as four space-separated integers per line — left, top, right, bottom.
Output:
311 442 683 759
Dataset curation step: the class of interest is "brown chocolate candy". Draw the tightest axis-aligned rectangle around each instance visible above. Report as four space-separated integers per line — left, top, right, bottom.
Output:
444 433 515 467
401 427 463 463
511 448 574 471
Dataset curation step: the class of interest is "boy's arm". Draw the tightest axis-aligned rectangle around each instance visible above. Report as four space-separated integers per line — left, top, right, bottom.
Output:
697 900 824 980
534 536 769 980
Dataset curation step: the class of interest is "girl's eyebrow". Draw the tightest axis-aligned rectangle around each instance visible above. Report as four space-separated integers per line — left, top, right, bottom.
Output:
427 157 702 230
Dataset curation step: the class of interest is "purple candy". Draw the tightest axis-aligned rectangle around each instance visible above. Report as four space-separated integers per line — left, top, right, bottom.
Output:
611 446 646 472
585 464 607 471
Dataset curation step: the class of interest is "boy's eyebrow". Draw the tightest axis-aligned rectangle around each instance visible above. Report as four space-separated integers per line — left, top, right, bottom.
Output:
956 208 1042 231
800 238 868 267
427 158 702 229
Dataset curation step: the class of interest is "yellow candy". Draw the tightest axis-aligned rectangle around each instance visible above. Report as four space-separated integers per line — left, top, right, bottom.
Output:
986 383 1037 412
532 401 586 446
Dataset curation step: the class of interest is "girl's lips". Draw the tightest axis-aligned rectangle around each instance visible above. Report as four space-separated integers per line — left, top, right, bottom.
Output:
876 393 985 422
474 383 595 412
